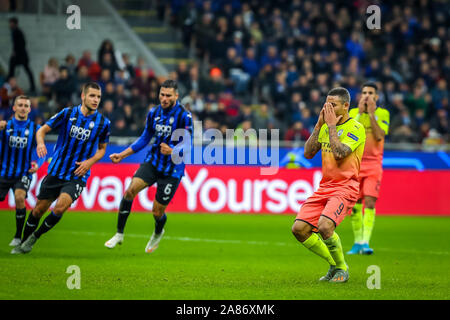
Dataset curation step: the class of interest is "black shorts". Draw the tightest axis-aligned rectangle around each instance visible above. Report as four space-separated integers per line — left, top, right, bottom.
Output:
0 176 31 201
134 162 181 205
37 175 85 202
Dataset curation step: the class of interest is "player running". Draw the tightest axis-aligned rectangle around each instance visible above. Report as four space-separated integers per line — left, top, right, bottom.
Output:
105 79 192 253
291 87 366 283
347 82 390 255
12 82 110 254
0 95 41 246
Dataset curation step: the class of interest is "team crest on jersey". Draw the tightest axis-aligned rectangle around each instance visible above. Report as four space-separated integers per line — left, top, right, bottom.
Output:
169 117 174 124
70 125 91 141
89 121 95 129
337 129 343 137
24 129 29 136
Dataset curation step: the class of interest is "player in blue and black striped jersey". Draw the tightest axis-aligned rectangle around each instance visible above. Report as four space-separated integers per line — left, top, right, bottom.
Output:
12 82 111 254
0 95 41 247
105 79 193 253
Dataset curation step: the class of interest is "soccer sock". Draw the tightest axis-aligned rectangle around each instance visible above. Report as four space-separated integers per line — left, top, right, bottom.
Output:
22 211 41 242
15 208 27 239
363 208 376 244
117 198 133 234
301 233 336 266
154 213 167 235
323 232 348 271
350 203 363 244
34 211 62 238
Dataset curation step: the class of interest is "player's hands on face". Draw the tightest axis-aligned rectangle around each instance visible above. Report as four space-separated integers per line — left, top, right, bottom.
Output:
366 96 377 114
160 143 173 155
74 159 93 177
358 97 367 114
28 161 38 174
36 143 47 158
315 107 325 129
324 102 343 126
0 120 6 130
109 153 123 164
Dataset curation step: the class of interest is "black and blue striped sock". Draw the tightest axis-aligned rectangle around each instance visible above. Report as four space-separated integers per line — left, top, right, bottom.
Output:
34 211 62 238
154 214 167 235
15 208 27 239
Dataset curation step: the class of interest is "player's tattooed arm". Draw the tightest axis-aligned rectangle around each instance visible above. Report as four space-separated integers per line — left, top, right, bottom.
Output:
328 125 352 161
304 127 322 159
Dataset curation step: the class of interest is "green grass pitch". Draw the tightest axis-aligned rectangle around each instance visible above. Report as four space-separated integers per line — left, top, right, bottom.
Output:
0 210 449 300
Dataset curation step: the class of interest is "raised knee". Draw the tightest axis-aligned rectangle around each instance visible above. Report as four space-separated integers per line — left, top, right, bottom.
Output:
318 221 334 239
124 188 136 200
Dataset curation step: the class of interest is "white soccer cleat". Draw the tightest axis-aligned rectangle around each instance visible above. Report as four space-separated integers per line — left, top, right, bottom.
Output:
104 233 124 249
9 238 21 247
145 230 165 253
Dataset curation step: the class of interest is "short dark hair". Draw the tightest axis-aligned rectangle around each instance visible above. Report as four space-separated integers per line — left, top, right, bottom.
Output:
14 95 30 105
161 79 178 92
82 82 101 94
9 17 18 25
361 81 378 92
327 87 351 104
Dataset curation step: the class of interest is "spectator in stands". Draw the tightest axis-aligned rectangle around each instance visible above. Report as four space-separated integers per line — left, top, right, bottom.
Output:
101 99 115 122
390 107 419 143
40 58 59 99
63 54 77 77
121 53 135 81
284 121 311 142
7 17 36 93
98 39 117 68
51 67 76 110
1 77 24 110
74 65 91 93
100 52 118 77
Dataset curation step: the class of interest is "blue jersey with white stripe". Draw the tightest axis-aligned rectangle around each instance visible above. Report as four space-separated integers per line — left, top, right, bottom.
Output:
130 101 192 179
45 105 110 183
0 118 40 180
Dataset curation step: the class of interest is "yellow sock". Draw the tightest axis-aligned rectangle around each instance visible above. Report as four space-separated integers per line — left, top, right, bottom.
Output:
351 203 363 243
363 208 376 244
323 232 347 271
301 233 336 266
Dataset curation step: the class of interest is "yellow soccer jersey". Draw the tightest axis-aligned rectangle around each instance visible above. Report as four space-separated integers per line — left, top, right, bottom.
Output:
317 118 366 200
349 107 390 164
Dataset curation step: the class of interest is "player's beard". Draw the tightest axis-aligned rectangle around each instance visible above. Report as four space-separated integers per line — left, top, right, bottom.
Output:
84 98 96 112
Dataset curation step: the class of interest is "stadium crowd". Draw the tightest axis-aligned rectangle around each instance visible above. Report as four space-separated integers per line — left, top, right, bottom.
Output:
0 0 448 145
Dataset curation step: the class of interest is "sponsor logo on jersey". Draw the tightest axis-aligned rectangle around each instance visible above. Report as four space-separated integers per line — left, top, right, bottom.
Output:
70 125 91 141
155 124 172 137
347 132 359 141
9 136 28 148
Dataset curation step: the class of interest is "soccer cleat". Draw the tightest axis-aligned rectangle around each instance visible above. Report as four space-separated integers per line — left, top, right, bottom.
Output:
145 229 165 253
9 238 21 247
11 245 24 254
20 233 38 253
319 265 336 282
329 265 349 283
346 243 363 255
361 243 374 255
105 233 124 249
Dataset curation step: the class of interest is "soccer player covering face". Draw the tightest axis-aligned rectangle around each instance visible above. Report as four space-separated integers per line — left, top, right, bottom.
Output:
291 87 366 283
347 83 389 255
11 82 111 254
105 80 192 253
0 96 40 247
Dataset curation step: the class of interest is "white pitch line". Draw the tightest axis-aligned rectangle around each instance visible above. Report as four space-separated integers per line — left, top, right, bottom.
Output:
57 230 450 256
